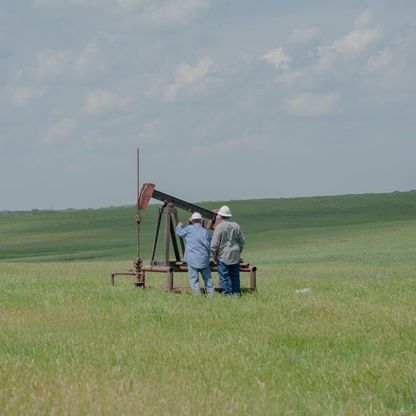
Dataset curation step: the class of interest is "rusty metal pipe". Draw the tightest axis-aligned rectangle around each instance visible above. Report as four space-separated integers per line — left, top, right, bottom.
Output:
163 205 172 266
136 147 140 260
167 269 174 292
141 265 175 272
112 264 256 273
150 207 163 264
249 267 257 291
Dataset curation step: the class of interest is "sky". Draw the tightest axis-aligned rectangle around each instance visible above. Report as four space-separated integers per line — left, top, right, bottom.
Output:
1 0 416 210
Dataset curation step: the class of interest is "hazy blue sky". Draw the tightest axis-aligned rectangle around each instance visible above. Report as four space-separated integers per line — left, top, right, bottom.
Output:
1 0 415 210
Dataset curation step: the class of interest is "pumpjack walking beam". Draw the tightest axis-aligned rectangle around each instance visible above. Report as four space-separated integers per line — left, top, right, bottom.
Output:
138 183 218 229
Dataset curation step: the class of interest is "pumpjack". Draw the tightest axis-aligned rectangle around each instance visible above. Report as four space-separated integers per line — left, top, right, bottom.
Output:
111 148 257 293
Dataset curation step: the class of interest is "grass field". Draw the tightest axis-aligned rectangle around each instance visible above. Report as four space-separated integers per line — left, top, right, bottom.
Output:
1 192 416 415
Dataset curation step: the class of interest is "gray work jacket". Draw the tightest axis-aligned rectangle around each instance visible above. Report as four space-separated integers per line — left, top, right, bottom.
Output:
210 218 245 265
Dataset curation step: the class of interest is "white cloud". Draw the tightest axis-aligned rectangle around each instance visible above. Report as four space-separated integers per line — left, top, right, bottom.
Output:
144 0 209 24
32 49 73 80
283 92 339 117
32 39 108 80
117 0 210 26
83 89 130 114
8 86 47 107
72 38 107 78
302 9 383 76
164 56 215 101
289 26 323 45
365 48 395 73
355 8 373 28
33 0 108 7
276 69 305 87
363 34 413 89
143 74 166 98
261 47 291 71
44 118 76 143
32 0 210 29
330 9 382 56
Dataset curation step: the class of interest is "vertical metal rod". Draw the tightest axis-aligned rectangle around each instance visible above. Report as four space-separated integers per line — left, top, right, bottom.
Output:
167 268 174 292
136 147 140 260
250 268 257 291
163 206 171 266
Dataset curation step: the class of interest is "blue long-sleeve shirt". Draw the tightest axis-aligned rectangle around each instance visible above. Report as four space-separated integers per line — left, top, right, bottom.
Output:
175 223 211 269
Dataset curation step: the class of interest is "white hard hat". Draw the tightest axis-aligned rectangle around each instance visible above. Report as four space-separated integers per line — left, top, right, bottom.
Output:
218 205 232 217
191 212 202 220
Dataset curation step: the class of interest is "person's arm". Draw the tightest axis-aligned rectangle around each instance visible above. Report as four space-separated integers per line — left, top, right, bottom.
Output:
210 227 220 262
238 227 245 253
176 224 188 238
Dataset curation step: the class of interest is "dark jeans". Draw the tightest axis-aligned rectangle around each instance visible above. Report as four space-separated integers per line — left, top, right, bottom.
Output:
217 260 240 295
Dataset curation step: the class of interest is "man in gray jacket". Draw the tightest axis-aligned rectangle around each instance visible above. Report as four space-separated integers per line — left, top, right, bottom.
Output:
210 205 245 296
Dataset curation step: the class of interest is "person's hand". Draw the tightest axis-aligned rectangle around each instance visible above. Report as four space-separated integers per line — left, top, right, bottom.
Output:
177 222 183 227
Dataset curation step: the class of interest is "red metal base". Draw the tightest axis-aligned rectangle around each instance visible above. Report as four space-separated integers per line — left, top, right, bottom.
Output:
111 261 257 293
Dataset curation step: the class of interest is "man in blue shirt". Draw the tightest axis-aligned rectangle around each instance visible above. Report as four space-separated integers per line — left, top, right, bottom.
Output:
176 212 215 296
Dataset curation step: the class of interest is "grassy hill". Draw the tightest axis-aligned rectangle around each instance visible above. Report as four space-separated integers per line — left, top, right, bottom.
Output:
1 190 416 265
1 191 416 414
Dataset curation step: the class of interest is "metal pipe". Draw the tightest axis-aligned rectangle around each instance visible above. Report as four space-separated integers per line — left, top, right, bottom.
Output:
150 207 163 264
142 266 175 272
167 269 174 292
136 147 140 260
170 212 181 262
163 205 172 266
112 264 256 274
249 267 257 291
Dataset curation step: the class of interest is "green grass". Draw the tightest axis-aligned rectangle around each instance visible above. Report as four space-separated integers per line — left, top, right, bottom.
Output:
2 190 416 263
1 191 416 415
